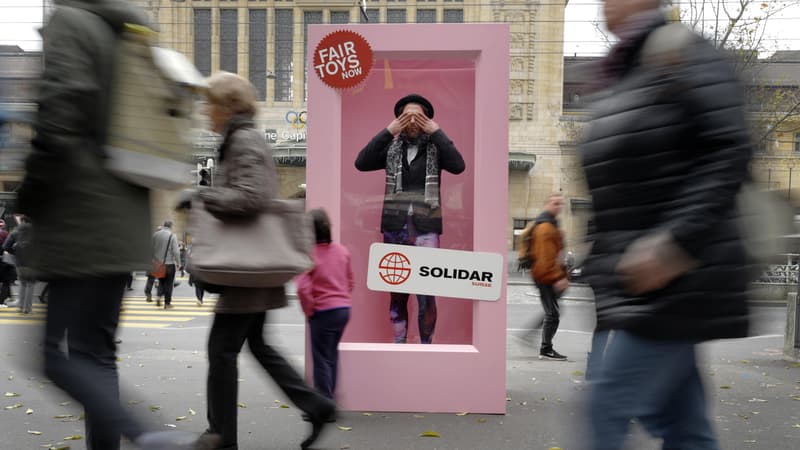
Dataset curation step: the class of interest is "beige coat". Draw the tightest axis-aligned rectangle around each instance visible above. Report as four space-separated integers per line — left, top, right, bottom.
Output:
198 116 287 314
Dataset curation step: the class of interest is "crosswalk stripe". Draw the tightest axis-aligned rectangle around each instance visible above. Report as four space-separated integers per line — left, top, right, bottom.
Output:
0 297 214 328
0 319 169 328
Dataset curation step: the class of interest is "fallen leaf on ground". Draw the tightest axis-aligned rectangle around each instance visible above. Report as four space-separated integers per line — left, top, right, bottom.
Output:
26 408 33 415
413 414 425 419
59 402 70 406
361 412 373 416
189 409 197 416
52 414 73 419
279 404 290 409
748 398 768 403
176 416 187 421
149 406 161 412
47 446 70 450
63 435 82 440
419 431 441 438
165 424 176 428
237 402 247 408
27 430 41 435
793 424 800 428
456 412 469 416
4 403 22 410
337 425 353 431
4 392 20 397
720 386 732 389
477 418 487 423
571 370 585 376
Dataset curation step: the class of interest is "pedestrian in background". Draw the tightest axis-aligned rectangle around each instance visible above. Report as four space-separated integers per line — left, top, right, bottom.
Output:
579 1 752 449
528 193 569 360
15 0 218 448
195 72 335 450
3 216 34 314
179 241 187 277
144 226 162 303
187 244 205 306
151 221 180 309
295 208 353 400
0 219 13 307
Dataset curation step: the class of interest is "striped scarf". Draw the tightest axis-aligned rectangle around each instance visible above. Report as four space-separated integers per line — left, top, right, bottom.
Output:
385 133 440 210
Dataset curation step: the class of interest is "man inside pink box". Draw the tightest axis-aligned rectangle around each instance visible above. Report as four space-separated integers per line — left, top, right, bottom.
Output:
355 94 465 344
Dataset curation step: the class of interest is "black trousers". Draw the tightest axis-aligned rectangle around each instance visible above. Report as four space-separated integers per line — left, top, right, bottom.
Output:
159 264 177 305
207 312 334 450
144 264 176 304
144 274 163 297
44 275 144 450
536 282 561 351
308 307 350 398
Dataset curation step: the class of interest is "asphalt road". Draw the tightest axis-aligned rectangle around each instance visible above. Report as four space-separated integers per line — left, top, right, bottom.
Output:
0 279 797 450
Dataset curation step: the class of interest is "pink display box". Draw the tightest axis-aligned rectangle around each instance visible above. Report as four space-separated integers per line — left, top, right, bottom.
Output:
306 24 509 413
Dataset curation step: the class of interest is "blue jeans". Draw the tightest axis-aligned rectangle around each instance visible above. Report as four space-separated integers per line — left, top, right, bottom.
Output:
309 307 351 398
588 330 720 450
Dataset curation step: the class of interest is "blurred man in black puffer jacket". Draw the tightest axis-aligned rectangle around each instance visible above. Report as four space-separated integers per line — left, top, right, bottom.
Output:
579 1 753 449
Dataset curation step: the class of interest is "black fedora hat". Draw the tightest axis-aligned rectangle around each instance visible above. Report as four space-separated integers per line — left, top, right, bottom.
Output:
394 94 434 119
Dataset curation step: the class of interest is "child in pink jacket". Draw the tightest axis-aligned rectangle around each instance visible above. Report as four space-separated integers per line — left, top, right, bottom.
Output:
295 209 353 399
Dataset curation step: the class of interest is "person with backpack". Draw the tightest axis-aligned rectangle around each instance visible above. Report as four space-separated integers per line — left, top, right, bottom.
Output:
527 193 569 360
15 1 219 449
3 216 34 314
295 209 354 400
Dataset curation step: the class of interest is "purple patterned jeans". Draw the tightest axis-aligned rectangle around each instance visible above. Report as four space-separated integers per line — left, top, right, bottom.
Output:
383 220 440 344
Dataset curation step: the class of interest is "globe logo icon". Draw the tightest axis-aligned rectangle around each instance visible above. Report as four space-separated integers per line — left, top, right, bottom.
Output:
378 252 412 285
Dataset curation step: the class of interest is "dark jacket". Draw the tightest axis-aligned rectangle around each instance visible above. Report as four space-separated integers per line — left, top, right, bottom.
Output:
580 22 752 341
17 0 151 279
531 212 566 286
3 222 33 275
355 128 465 234
198 116 287 314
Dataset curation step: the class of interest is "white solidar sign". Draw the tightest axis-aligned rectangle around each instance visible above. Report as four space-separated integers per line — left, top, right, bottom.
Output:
367 243 504 301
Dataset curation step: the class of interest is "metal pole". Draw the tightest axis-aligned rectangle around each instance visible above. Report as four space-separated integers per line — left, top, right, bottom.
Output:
768 168 772 190
790 167 793 201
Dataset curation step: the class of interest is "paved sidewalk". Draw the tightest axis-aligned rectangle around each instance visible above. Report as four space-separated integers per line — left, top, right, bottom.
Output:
1 283 797 450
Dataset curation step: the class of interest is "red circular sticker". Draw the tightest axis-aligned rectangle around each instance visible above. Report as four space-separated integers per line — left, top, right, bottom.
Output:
313 30 373 90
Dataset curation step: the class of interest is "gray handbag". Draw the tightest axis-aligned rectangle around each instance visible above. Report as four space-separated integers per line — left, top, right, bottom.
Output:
187 199 314 287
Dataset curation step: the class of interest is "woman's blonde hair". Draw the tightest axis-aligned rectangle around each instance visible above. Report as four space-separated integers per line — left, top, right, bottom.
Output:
206 71 258 118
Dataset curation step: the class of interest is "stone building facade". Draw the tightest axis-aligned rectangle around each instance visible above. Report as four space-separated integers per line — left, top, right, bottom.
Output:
145 0 573 249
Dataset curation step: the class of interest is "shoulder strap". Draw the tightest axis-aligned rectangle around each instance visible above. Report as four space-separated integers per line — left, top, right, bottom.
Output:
162 234 172 262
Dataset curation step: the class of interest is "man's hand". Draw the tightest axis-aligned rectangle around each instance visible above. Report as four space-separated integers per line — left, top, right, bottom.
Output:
417 114 440 135
616 232 698 296
554 278 569 294
387 113 412 135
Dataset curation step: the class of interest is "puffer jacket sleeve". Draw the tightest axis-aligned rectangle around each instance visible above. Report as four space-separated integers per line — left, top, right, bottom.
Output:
199 129 275 218
657 39 753 257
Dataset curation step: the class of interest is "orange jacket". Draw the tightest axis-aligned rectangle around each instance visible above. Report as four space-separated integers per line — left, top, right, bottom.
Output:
531 221 566 285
